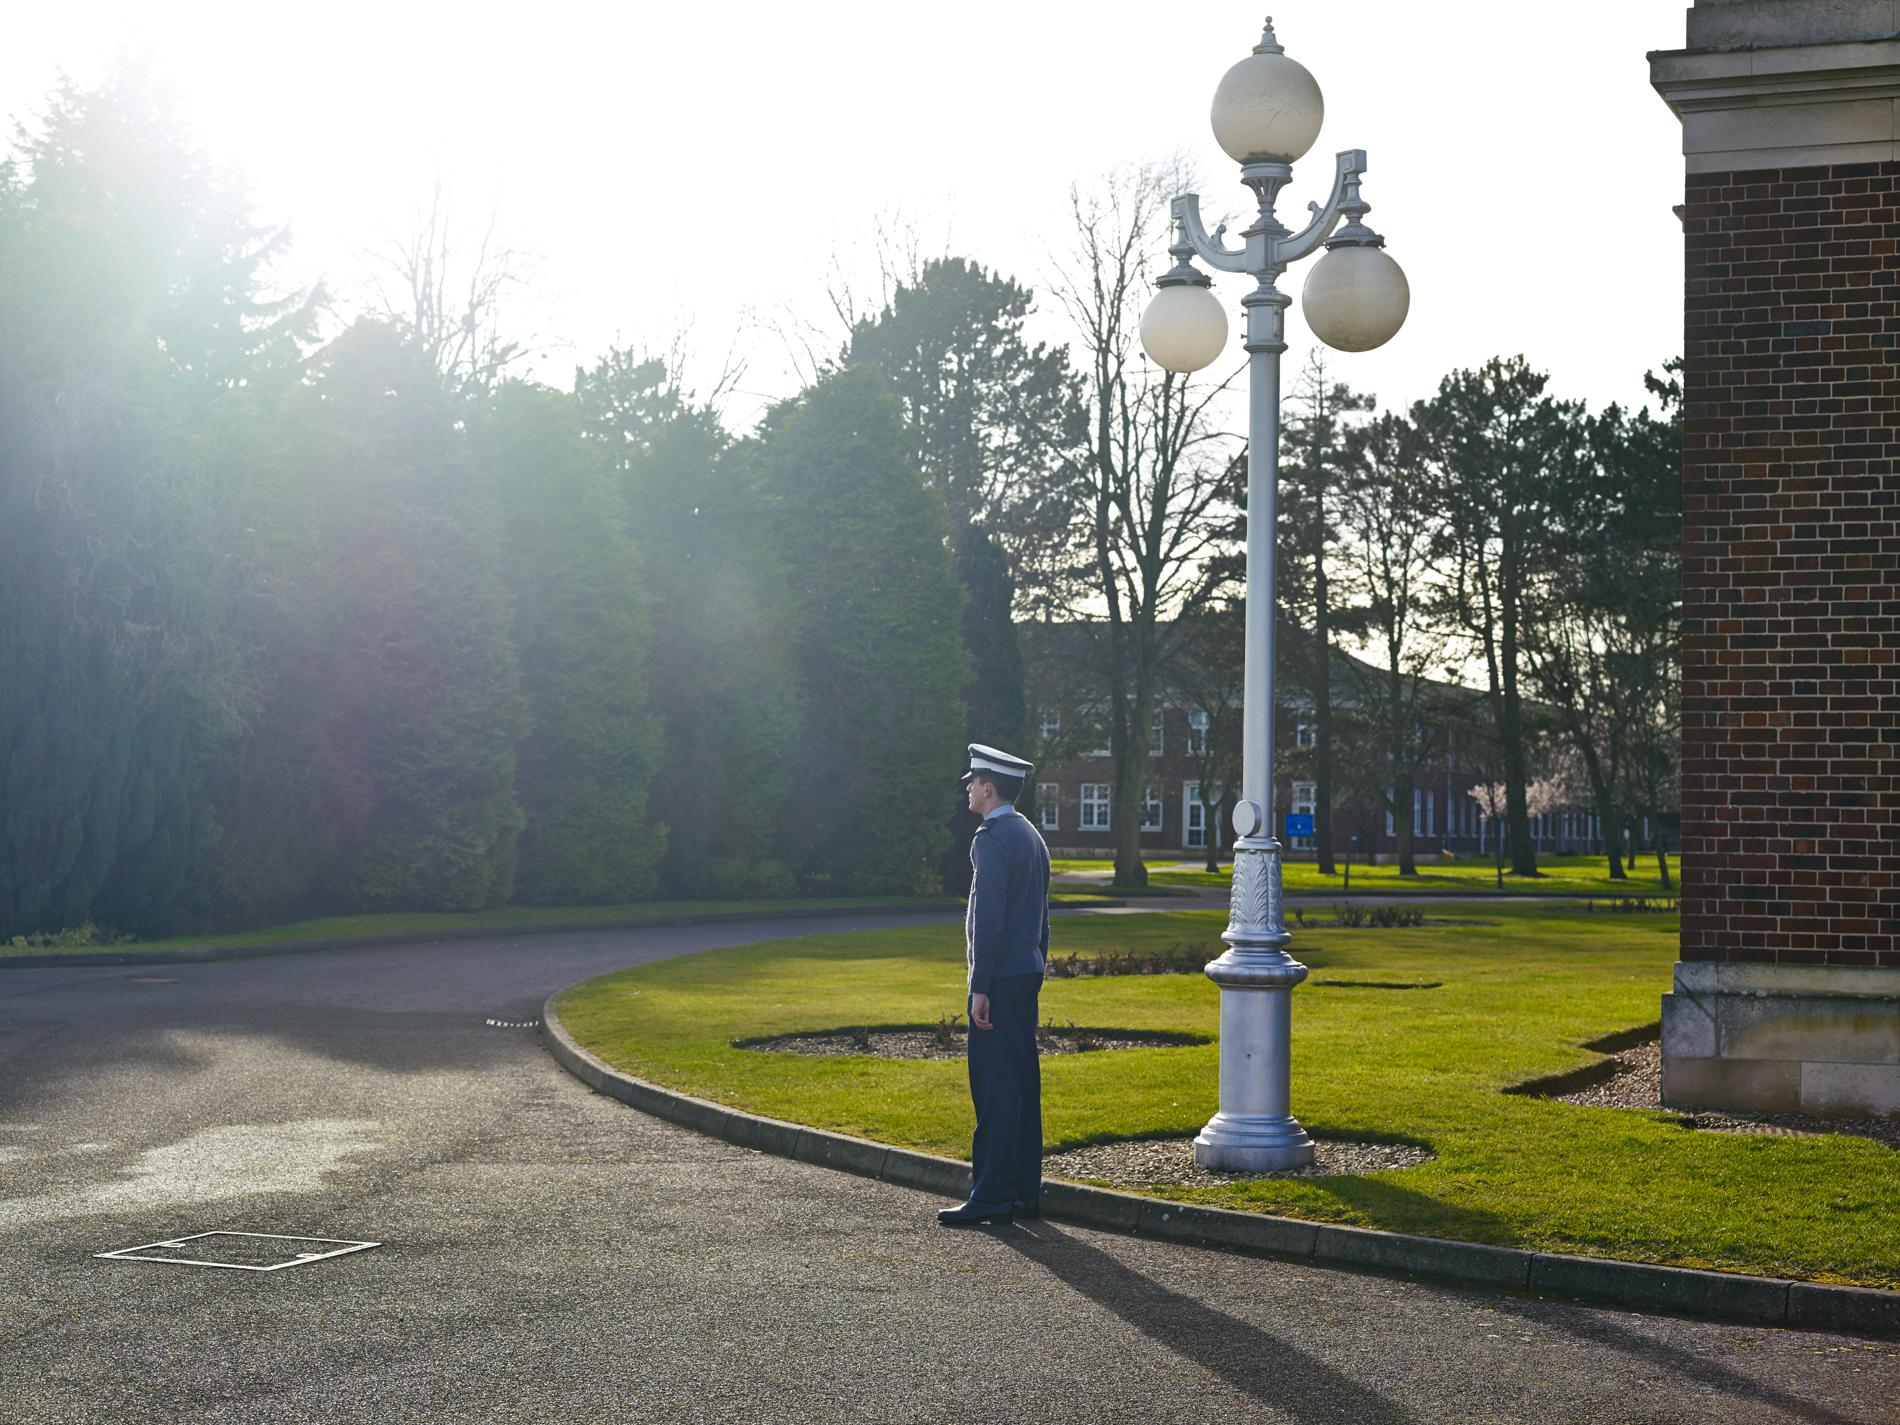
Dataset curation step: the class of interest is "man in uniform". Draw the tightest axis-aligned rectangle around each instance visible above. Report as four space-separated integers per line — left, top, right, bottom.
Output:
938 743 1051 1227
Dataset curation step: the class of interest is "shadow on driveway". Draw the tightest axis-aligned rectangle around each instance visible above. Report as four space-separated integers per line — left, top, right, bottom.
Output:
1001 1219 1413 1423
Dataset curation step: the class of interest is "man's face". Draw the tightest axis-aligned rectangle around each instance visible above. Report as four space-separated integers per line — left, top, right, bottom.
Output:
966 775 990 813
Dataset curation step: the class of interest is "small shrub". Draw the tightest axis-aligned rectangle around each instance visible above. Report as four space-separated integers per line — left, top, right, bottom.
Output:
932 1014 964 1048
1044 941 1217 979
1332 904 1366 928
847 1026 873 1052
1584 897 1680 915
7 922 133 950
704 857 798 901
1368 906 1425 929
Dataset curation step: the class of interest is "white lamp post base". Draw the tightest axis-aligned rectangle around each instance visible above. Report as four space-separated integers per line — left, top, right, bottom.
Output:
1195 839 1315 1173
1194 1111 1315 1172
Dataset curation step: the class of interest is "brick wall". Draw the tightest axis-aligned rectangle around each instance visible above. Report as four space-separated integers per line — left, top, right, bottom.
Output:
1683 161 1900 967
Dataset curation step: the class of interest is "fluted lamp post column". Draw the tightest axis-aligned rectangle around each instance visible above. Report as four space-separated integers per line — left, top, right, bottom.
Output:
1138 16 1409 1172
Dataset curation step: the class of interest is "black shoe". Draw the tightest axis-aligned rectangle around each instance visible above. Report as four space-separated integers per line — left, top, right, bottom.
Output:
1013 1198 1040 1220
937 1200 1013 1226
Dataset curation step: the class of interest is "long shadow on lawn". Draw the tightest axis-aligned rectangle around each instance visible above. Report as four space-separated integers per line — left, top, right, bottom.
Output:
1283 1170 1523 1245
1002 1221 1411 1424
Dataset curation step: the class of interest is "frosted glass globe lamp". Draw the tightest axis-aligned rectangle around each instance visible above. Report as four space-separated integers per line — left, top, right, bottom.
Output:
1210 28 1324 163
1302 233 1410 352
1140 273 1228 373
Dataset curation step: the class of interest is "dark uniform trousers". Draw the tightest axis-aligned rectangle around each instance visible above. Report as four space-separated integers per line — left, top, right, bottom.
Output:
968 971 1043 1207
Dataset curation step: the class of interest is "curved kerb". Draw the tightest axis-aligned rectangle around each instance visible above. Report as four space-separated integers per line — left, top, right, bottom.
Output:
0 900 962 971
540 988 1898 1336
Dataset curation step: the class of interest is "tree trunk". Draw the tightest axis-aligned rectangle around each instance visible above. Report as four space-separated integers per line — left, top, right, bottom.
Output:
1574 737 1626 880
1112 685 1151 889
1653 826 1673 891
1201 786 1221 874
1314 564 1336 877
1499 635 1539 877
1385 652 1415 877
1601 806 1625 879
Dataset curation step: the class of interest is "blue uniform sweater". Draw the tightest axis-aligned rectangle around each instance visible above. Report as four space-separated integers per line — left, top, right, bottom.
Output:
965 807 1051 994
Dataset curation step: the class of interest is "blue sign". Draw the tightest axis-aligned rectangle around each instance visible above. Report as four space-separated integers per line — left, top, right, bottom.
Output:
1284 814 1315 837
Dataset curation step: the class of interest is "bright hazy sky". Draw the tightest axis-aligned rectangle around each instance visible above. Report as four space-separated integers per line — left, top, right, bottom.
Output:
3 1 1690 429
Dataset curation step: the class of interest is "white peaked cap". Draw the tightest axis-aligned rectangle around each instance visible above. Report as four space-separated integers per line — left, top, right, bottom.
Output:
964 743 1034 782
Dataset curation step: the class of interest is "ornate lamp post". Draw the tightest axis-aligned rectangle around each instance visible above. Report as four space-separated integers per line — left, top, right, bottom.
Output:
1139 16 1408 1171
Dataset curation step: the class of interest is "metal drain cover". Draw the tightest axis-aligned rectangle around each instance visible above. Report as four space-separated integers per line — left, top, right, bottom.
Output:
95 1231 380 1271
486 1018 538 1028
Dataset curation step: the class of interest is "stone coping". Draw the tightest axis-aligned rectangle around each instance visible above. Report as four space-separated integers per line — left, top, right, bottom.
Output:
1675 960 1900 999
0 901 964 971
541 988 1898 1337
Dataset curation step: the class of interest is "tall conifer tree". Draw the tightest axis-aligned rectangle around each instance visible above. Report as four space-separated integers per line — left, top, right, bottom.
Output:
483 380 665 905
0 70 315 935
577 351 804 899
755 366 969 894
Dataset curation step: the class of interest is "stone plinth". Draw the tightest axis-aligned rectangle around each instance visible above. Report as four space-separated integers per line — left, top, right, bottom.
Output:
1663 962 1900 1115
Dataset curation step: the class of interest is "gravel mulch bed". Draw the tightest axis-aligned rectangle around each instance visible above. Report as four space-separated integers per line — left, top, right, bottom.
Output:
1556 1041 1900 1148
742 1027 1199 1062
1043 1136 1435 1189
1285 918 1496 930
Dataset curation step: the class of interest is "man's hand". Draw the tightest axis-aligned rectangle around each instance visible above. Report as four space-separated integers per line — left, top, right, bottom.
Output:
969 993 993 1030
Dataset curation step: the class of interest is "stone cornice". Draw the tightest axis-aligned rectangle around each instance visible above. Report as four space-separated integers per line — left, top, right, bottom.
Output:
1651 34 1900 171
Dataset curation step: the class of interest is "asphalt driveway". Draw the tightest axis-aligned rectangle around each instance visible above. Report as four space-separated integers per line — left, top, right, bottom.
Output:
0 914 1893 1423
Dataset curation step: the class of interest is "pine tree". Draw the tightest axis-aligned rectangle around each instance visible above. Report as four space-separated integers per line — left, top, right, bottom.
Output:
481 380 665 905
222 320 528 913
755 366 969 895
846 257 1079 784
0 69 314 936
576 350 803 900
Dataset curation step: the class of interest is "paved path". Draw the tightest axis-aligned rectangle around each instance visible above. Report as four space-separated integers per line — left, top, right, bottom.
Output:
0 915 1894 1423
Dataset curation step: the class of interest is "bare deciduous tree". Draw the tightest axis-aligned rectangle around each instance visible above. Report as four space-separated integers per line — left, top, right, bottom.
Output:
1047 160 1241 887
369 181 536 399
1339 412 1463 876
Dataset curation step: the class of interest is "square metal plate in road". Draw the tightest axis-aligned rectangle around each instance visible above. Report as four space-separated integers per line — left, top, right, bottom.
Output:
94 1231 380 1271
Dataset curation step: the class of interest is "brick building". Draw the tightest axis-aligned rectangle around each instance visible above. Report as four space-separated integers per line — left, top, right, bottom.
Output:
1651 0 1900 1117
1031 675 1605 863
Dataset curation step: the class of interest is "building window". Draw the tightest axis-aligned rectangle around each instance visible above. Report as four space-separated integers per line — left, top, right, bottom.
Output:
1150 707 1165 755
1081 784 1111 830
1184 782 1206 849
1037 784 1059 832
1296 722 1317 747
1039 713 1060 741
1141 785 1163 831
1186 708 1209 756
1290 780 1316 850
1426 790 1435 837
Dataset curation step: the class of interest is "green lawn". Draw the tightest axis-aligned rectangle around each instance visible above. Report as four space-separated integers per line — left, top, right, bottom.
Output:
1055 854 1678 899
0 896 965 958
559 906 1899 1289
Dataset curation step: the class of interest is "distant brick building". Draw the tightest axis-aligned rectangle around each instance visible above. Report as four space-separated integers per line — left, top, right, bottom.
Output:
1651 0 1900 1116
1030 689 1603 864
